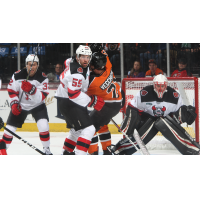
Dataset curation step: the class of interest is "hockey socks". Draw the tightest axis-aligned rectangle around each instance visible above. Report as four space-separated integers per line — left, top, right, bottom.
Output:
0 139 7 155
2 125 17 149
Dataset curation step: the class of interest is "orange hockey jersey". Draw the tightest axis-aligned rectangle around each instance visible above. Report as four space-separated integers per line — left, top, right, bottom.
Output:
86 57 122 102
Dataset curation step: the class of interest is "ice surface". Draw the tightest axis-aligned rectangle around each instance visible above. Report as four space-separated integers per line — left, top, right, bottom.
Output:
0 132 180 155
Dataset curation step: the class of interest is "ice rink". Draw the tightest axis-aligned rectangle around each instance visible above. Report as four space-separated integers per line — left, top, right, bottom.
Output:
0 131 181 155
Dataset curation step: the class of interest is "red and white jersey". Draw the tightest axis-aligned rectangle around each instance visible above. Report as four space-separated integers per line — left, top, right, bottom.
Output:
55 57 91 107
130 85 183 117
64 58 72 70
171 69 193 77
7 68 49 111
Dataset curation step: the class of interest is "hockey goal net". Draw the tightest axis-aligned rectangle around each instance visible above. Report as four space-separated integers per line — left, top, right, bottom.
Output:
122 77 199 150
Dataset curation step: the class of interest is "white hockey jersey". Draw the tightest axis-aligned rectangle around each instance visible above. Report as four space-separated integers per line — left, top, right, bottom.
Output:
130 85 183 117
55 57 91 107
7 68 49 111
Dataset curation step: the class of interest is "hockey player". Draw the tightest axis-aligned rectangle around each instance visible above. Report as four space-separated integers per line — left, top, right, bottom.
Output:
87 49 122 155
109 74 198 155
88 125 112 155
1 54 52 155
55 45 105 155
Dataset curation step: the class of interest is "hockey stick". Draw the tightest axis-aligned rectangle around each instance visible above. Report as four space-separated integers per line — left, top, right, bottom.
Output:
0 121 46 155
18 43 40 109
110 118 150 155
172 115 200 149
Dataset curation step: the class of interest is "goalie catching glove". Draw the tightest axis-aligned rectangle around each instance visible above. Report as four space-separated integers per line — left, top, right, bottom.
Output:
88 95 105 111
21 80 36 95
173 105 197 125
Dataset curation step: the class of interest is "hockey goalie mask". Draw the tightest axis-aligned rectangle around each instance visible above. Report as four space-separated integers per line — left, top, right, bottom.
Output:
153 74 168 98
76 45 92 68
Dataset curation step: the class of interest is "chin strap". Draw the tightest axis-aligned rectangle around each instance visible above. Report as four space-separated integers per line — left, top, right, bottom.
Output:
76 55 81 65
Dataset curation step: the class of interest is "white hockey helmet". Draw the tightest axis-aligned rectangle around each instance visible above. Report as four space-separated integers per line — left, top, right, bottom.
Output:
153 74 168 98
76 45 92 64
25 54 39 66
76 45 92 56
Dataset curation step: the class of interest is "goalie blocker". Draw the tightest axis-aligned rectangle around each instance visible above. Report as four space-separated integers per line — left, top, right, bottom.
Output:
155 115 200 155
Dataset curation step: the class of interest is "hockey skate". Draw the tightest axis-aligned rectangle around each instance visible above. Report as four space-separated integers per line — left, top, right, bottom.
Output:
107 145 118 155
103 149 112 155
43 147 53 155
89 151 99 155
63 150 75 155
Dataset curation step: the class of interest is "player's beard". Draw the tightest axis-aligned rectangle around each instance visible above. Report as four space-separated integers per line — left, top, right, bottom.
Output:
27 68 38 77
82 62 88 68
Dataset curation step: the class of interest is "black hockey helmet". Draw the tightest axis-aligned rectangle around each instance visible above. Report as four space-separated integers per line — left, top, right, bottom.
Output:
90 43 103 53
91 52 107 69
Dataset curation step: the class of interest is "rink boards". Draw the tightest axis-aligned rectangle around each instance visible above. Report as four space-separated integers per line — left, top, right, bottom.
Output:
0 89 122 133
0 88 196 138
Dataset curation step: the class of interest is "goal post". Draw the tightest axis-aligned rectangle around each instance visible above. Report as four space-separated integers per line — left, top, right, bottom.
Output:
122 77 199 144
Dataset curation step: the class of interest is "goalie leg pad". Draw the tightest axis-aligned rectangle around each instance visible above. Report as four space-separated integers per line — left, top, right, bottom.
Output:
113 118 157 155
120 105 141 136
154 116 200 155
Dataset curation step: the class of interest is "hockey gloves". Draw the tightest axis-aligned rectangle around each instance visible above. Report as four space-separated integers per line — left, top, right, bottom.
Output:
21 80 36 95
173 105 197 125
184 105 197 125
88 95 105 111
10 100 22 116
0 117 4 129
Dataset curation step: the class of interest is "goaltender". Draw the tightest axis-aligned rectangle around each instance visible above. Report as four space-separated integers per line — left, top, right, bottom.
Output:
109 74 199 155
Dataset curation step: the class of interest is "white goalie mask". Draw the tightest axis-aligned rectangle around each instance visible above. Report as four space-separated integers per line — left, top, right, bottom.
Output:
76 45 92 65
25 54 39 66
153 74 168 98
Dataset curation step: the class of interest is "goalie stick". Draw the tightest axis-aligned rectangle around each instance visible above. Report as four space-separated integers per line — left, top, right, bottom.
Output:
0 119 47 155
110 118 150 155
18 43 40 110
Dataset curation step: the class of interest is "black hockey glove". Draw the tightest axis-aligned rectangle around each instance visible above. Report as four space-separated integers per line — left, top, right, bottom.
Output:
90 43 103 53
0 117 4 129
186 105 197 125
173 105 197 125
